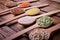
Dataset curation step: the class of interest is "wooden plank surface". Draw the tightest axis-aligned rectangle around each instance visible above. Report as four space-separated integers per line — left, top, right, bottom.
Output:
0 0 60 40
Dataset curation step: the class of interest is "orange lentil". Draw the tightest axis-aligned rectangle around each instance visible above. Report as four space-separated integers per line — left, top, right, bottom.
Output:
19 2 30 8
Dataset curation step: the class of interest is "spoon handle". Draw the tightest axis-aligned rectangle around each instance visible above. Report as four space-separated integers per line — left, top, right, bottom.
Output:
17 0 37 4
0 13 26 25
35 10 60 19
23 4 49 10
47 23 60 34
0 6 19 14
4 24 39 40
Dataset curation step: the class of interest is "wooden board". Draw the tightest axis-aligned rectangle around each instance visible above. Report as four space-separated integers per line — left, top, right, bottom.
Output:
0 0 60 40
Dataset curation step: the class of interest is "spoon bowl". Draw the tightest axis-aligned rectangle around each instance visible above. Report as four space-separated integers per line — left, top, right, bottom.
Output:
37 16 53 28
29 28 50 40
18 16 36 25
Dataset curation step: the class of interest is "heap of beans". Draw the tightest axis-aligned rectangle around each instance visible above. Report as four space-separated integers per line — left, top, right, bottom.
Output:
37 16 53 27
25 8 40 15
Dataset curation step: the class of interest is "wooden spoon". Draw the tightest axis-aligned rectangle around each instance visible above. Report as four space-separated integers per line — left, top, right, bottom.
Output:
14 0 37 2
4 22 60 40
18 10 60 25
5 15 60 26
16 0 38 4
29 23 60 40
0 4 49 25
